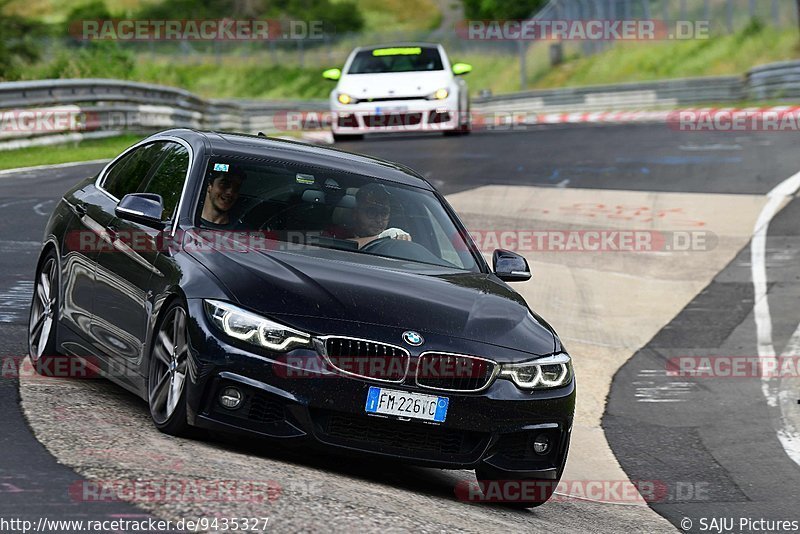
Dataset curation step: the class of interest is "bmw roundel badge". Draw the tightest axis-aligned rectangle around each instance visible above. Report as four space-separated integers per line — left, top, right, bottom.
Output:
402 331 424 346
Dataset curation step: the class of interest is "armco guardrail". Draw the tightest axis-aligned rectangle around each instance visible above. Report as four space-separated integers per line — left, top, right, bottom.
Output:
473 76 744 114
747 60 800 101
3 59 800 149
0 79 327 150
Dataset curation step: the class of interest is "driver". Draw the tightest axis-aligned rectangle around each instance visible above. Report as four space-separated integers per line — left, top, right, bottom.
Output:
327 183 411 248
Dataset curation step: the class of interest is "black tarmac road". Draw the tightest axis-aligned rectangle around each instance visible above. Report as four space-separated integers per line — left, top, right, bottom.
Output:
2 124 799 532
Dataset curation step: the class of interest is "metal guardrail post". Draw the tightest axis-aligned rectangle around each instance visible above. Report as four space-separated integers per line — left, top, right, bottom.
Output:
726 0 734 33
772 0 780 27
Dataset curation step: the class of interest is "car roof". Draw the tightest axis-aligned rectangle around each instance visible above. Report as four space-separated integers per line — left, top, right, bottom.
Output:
153 129 435 190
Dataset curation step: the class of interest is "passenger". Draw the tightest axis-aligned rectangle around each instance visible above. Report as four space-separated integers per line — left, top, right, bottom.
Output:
200 167 245 229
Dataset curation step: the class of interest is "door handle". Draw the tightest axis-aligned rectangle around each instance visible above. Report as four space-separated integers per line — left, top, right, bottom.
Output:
75 203 87 217
106 225 119 242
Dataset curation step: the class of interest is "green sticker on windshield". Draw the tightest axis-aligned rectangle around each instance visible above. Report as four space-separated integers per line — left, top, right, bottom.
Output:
372 47 422 57
296 173 315 184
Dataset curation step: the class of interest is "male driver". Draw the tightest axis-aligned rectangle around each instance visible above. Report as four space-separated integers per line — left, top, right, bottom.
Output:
346 183 411 248
200 167 245 229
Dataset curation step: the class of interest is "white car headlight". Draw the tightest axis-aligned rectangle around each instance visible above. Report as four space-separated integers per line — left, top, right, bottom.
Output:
337 93 356 105
498 353 573 389
204 300 311 352
427 88 449 100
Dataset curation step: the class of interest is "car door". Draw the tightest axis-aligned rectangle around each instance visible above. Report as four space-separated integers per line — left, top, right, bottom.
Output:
90 141 178 367
60 178 109 342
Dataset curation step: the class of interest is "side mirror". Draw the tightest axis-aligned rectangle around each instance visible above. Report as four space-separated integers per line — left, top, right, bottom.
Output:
493 249 531 282
322 68 341 81
452 62 473 76
115 193 166 229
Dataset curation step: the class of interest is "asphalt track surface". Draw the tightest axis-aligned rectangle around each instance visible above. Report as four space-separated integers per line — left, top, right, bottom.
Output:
1 123 799 533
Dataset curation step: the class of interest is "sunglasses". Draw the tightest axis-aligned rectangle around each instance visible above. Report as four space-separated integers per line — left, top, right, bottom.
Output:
360 204 390 218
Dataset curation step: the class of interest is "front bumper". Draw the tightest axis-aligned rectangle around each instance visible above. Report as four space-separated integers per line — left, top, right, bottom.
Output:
185 300 575 475
330 95 461 134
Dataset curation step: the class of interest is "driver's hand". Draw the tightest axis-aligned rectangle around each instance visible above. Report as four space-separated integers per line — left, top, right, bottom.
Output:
377 227 412 241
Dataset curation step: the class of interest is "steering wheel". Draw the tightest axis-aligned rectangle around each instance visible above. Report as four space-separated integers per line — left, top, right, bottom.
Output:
359 236 393 251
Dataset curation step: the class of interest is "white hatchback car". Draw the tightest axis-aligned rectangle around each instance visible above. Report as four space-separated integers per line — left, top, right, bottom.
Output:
323 43 472 141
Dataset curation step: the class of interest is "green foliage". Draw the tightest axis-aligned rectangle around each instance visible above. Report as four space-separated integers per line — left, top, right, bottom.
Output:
0 5 45 81
462 0 547 20
133 0 238 19
39 41 135 80
65 0 112 24
131 0 364 34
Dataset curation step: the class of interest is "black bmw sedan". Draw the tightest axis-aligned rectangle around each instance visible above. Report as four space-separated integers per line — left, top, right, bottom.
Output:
29 129 575 506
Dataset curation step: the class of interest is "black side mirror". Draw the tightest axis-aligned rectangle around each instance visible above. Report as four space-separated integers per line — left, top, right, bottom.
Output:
115 193 166 230
493 249 531 282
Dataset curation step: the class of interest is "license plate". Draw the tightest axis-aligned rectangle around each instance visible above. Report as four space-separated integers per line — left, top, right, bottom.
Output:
375 106 408 115
365 386 448 422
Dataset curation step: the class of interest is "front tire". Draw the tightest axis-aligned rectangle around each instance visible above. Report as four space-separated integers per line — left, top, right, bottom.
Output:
28 251 60 374
147 300 193 437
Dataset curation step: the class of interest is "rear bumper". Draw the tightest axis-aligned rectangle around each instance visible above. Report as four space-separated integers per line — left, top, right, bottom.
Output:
185 299 575 474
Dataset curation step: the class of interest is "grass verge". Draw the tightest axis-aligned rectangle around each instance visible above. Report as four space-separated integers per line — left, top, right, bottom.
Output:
0 134 144 171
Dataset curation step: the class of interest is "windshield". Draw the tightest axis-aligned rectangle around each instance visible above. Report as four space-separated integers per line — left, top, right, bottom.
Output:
347 47 444 74
195 157 480 273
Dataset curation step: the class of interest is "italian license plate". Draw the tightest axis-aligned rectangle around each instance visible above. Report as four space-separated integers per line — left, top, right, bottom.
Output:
365 386 449 422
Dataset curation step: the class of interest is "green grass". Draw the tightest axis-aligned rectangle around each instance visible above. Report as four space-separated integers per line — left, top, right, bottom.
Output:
0 134 143 170
4 0 441 32
527 23 800 89
331 0 441 32
3 0 147 23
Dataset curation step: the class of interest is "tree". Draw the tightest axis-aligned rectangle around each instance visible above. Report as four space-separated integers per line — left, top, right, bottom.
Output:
0 2 44 81
462 0 548 20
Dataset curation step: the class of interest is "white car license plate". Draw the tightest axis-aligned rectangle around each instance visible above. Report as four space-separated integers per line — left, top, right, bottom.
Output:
365 386 448 422
375 106 408 115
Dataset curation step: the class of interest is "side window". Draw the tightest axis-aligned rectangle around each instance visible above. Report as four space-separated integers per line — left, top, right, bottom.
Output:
101 142 168 199
139 143 190 221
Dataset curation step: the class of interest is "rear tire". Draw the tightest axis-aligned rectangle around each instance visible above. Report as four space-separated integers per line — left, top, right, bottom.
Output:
147 300 193 437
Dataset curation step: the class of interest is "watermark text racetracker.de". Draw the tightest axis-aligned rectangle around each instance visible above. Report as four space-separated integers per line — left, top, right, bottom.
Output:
70 18 325 41
669 109 800 132
457 19 710 41
454 479 711 504
469 229 715 253
69 478 282 504
667 356 800 378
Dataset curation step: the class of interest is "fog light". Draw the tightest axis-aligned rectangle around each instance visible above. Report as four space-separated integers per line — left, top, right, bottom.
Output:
533 434 551 455
219 387 243 409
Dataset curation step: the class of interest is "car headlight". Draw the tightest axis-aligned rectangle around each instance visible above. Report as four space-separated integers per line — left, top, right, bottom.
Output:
203 300 311 351
498 353 573 389
427 88 449 100
337 93 356 105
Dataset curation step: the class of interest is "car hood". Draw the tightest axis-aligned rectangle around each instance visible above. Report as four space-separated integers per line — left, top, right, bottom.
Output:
337 71 452 100
189 247 558 357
